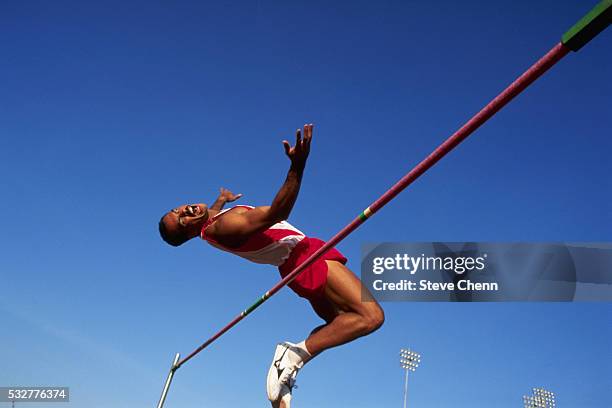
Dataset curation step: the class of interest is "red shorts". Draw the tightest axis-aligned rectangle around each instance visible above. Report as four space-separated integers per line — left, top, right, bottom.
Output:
278 237 347 302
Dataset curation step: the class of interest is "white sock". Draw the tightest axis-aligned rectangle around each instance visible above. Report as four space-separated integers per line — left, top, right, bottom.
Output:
291 340 312 365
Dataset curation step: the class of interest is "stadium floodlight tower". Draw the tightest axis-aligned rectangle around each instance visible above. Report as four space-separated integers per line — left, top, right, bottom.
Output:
399 348 421 408
523 387 556 408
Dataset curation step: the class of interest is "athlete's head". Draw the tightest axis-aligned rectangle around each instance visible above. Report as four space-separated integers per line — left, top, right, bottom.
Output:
159 203 209 247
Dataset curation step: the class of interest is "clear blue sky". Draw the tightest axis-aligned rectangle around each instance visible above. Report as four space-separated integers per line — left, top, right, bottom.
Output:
1 1 611 407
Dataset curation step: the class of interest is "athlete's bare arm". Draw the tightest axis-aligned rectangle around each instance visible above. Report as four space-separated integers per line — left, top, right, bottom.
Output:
208 124 313 247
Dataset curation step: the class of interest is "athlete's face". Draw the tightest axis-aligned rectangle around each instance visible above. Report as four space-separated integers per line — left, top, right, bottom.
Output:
167 203 209 229
162 203 208 240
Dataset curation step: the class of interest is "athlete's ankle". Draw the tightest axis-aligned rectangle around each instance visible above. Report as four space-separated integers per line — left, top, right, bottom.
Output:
282 340 310 368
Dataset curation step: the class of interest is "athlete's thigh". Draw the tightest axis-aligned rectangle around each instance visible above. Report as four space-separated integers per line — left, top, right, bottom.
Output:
323 260 380 314
309 297 339 324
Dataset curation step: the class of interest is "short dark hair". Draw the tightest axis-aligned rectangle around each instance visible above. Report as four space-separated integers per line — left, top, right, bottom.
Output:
158 214 187 247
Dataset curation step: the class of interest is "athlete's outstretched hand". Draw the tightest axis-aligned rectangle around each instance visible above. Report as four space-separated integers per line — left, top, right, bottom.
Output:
283 123 312 167
218 187 243 202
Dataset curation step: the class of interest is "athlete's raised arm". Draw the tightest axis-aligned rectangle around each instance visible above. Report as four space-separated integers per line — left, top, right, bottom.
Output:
209 124 313 246
208 188 243 217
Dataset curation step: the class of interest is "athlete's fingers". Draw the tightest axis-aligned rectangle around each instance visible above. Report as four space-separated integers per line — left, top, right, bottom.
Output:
295 128 302 148
283 140 291 155
302 124 309 148
306 123 313 143
301 124 311 152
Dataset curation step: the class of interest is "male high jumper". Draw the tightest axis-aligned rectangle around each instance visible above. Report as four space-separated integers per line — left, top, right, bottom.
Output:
158 124 384 407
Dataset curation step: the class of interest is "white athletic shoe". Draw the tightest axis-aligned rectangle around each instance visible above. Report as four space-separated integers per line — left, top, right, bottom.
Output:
267 343 289 402
266 342 308 402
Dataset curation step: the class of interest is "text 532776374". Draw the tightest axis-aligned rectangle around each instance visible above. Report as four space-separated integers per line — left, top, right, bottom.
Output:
0 387 69 402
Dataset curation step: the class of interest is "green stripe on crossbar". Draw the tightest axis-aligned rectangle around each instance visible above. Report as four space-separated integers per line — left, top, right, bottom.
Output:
562 0 612 51
243 294 268 316
358 207 373 222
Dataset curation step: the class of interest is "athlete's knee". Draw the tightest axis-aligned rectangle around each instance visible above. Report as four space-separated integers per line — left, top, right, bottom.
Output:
363 303 385 333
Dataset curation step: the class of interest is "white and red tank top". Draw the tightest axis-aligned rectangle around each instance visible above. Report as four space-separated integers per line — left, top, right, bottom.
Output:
200 205 306 266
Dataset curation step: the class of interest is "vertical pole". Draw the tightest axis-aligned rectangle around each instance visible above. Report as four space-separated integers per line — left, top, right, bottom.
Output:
403 370 409 408
156 353 181 408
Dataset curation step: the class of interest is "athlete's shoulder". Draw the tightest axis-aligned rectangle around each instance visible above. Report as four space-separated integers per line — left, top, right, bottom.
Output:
227 205 253 215
211 205 254 220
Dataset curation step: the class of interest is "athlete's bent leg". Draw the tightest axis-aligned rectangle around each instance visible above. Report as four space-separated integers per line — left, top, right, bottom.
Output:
305 260 384 356
267 261 383 406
